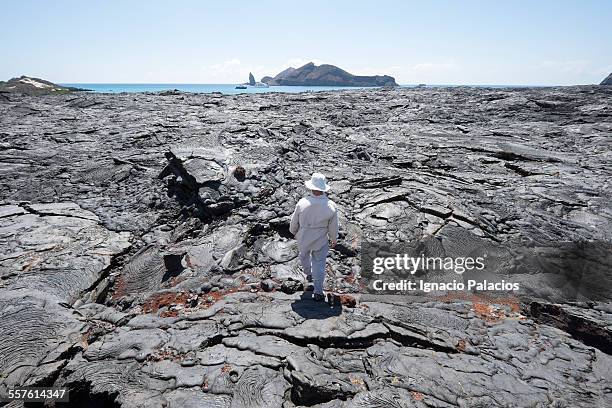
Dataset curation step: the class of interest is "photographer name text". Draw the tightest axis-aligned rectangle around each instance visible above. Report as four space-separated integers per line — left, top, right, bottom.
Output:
371 279 520 292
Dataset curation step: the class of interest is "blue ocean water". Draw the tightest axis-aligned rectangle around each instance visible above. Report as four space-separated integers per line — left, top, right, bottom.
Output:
61 83 373 95
61 83 541 95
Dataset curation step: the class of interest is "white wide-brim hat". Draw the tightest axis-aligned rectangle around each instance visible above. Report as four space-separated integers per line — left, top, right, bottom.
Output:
305 172 330 192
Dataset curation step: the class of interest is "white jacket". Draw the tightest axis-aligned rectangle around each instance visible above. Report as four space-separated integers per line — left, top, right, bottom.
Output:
289 194 339 253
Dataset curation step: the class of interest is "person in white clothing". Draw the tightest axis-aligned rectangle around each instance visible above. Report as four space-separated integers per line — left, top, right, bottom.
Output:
289 172 339 301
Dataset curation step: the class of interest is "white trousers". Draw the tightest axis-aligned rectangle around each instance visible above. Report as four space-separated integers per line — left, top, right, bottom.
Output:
299 244 329 295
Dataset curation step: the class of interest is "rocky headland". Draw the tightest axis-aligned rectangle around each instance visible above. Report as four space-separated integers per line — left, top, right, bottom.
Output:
261 62 398 87
601 73 612 85
0 85 611 407
0 76 87 97
240 72 268 88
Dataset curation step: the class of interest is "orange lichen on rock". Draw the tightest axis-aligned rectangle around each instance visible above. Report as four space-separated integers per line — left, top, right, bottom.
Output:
473 301 506 323
411 391 424 401
337 294 357 308
350 377 364 385
142 291 191 314
349 376 367 391
141 286 244 316
203 287 238 304
111 275 128 300
437 292 522 324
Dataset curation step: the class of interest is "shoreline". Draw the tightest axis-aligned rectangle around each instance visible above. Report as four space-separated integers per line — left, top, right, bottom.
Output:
53 83 576 96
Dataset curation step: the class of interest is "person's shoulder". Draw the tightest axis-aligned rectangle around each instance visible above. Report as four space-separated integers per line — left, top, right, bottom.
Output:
327 198 338 211
297 197 310 207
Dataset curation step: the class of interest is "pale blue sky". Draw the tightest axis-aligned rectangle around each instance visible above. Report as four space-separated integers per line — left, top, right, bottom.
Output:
1 0 610 85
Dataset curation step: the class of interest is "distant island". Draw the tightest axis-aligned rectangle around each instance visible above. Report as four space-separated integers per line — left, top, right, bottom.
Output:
601 73 612 85
0 75 88 95
261 62 398 87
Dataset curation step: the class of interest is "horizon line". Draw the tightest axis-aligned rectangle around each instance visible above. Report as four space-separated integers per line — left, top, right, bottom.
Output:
57 82 598 87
